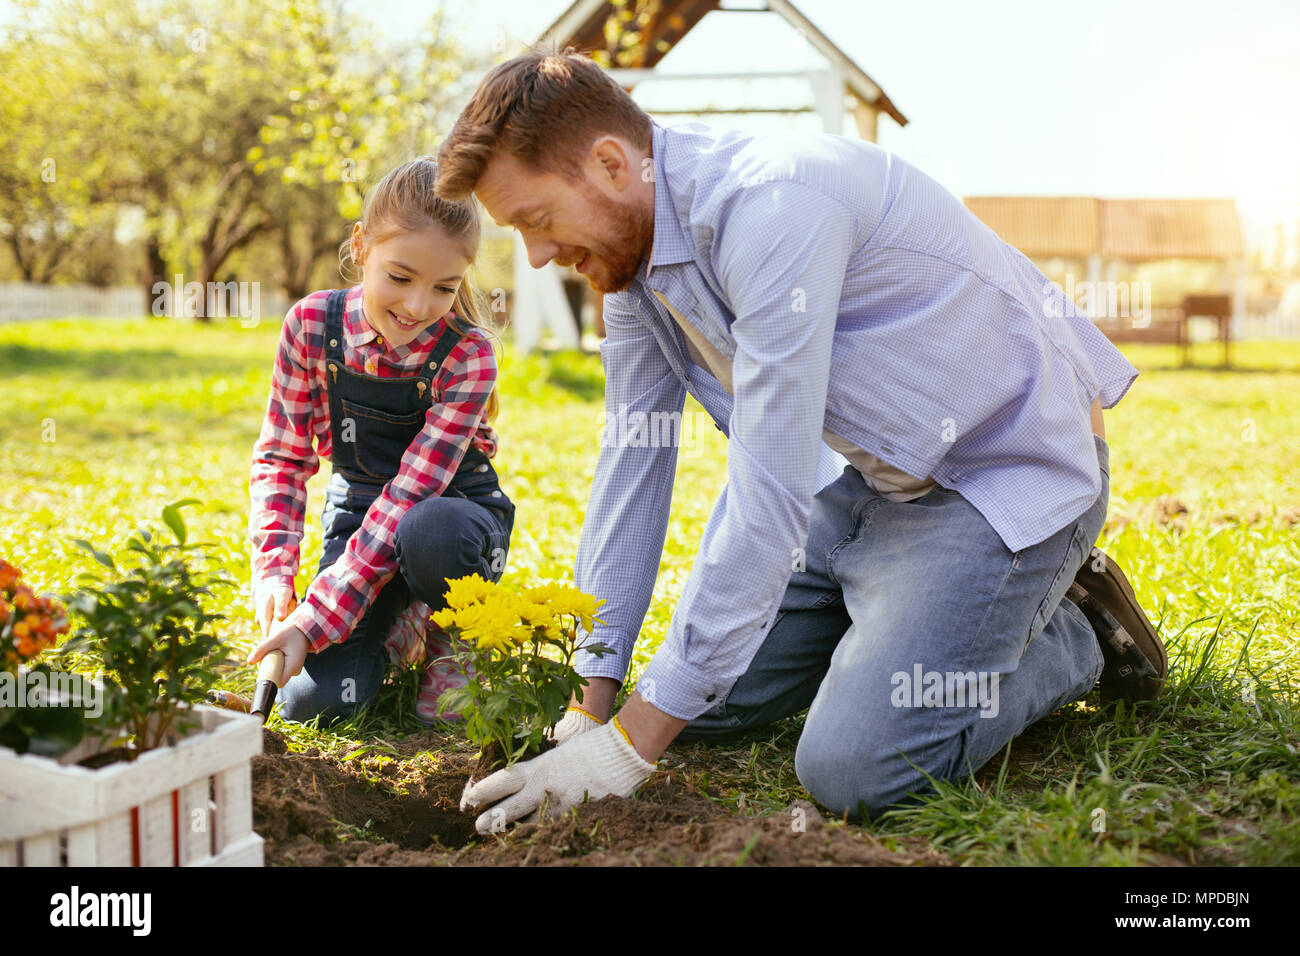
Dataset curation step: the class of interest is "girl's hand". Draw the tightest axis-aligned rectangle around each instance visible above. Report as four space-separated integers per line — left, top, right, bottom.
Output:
253 580 298 638
247 622 310 687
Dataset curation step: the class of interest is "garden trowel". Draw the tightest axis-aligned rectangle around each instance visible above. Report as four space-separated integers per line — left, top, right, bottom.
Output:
206 650 284 723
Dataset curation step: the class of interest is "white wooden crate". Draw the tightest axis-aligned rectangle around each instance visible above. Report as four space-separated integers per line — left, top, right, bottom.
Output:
0 704 264 866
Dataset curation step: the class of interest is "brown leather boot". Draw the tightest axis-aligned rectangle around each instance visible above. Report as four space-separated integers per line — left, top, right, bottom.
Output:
1069 548 1166 702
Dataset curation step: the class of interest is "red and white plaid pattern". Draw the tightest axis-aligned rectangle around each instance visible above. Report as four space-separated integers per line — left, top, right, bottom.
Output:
416 623 475 724
385 599 433 667
248 285 499 652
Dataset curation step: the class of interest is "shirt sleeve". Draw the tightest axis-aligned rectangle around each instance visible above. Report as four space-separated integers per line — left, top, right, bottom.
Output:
248 301 322 596
572 291 687 686
633 181 856 720
283 330 498 651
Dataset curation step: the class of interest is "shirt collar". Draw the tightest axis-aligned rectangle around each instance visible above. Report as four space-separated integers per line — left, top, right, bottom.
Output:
644 123 696 282
344 285 441 357
344 287 380 348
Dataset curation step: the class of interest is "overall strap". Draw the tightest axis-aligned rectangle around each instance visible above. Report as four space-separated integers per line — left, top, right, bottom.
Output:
323 288 348 363
418 319 469 394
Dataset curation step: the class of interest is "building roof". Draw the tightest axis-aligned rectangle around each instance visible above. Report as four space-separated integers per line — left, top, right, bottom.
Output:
538 0 908 127
963 196 1243 261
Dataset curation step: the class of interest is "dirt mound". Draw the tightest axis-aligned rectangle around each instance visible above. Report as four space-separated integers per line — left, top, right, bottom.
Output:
253 730 949 867
252 737 478 865
451 777 948 867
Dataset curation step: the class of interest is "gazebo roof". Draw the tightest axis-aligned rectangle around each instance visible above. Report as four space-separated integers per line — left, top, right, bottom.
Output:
963 196 1243 261
538 0 908 127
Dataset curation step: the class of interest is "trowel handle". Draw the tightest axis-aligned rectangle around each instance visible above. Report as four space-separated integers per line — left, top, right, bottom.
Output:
257 649 285 686
250 649 285 721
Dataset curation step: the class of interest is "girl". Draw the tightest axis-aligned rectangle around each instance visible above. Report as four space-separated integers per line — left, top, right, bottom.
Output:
245 156 513 724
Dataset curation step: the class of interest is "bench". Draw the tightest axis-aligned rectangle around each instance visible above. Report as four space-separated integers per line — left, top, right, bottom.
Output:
1093 293 1232 367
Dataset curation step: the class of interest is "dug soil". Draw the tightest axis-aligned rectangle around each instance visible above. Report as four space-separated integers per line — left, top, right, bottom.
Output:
253 728 950 867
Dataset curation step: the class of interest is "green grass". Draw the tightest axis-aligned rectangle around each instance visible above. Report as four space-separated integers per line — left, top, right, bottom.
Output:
2 317 1297 865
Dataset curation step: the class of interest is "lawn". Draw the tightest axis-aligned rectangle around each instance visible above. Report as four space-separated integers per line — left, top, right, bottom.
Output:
2 318 1297 865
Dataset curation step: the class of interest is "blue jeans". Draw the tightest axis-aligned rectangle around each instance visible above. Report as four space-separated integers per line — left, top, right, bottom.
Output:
276 478 512 724
680 433 1110 819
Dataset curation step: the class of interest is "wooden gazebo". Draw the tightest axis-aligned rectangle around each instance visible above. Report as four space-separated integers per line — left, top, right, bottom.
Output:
539 0 908 141
510 0 910 349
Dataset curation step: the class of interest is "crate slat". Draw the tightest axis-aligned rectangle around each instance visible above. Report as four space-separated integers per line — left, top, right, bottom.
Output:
140 793 174 866
65 823 98 866
23 833 59 866
93 812 134 866
193 832 264 867
179 779 212 865
215 765 253 850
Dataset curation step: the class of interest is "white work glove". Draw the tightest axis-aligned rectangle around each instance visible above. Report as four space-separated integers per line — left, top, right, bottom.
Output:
461 718 656 835
252 579 297 638
546 705 605 744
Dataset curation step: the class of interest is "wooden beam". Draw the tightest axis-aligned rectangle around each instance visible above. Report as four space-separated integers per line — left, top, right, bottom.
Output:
852 102 878 142
765 0 908 127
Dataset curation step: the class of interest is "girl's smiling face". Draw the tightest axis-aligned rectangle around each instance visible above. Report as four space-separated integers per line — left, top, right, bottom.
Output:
349 223 471 348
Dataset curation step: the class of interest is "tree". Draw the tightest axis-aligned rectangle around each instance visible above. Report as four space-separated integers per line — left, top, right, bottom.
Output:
1 0 475 313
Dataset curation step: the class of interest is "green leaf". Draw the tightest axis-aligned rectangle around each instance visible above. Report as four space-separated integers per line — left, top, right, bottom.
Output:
482 691 511 721
0 704 86 757
437 686 472 716
161 499 202 546
22 706 86 757
73 539 116 570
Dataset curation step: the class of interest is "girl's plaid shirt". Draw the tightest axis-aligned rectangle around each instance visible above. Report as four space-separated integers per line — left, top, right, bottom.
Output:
248 285 499 652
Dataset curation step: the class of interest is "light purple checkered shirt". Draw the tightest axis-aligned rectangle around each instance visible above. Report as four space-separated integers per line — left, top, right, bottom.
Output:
573 121 1138 721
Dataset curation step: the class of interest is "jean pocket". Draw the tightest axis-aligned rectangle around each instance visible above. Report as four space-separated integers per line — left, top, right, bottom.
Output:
339 398 425 480
1024 520 1090 656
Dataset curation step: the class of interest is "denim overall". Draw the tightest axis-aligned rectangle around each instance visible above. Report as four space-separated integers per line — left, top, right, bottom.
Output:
276 288 514 722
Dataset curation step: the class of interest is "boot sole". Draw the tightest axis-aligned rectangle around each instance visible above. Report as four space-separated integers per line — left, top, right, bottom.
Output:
1071 549 1166 701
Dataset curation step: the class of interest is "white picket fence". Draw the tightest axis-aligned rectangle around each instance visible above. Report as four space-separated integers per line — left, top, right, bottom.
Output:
0 283 148 322
1231 312 1300 339
0 282 294 325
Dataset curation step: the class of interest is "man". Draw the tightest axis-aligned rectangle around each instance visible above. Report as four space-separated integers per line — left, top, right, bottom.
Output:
436 51 1165 834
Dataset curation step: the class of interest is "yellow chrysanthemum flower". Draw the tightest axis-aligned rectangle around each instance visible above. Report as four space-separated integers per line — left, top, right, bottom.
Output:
514 599 554 629
452 600 526 655
537 584 607 633
442 573 497 611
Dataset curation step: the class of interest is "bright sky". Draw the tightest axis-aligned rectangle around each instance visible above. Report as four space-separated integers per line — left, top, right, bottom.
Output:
356 0 1300 247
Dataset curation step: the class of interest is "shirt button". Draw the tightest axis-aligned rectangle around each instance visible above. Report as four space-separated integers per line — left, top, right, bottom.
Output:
329 338 338 347
476 464 489 472
491 490 502 498
376 336 383 345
